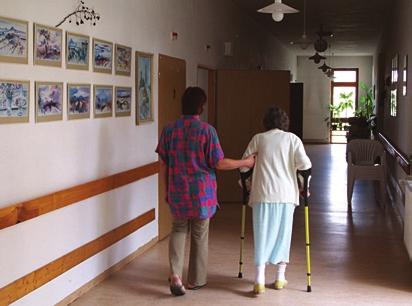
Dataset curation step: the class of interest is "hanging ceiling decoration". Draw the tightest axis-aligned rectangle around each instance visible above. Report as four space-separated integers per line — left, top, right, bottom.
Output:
55 0 100 28
257 0 299 22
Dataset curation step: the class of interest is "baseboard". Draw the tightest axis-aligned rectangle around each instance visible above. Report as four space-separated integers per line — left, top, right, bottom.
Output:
56 237 158 306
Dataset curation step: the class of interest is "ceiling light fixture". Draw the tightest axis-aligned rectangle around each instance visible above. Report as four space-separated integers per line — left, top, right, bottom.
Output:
257 0 299 22
290 0 312 49
309 52 326 64
318 62 332 73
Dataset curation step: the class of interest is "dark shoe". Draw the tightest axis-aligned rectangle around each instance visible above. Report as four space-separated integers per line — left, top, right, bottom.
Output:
187 283 207 290
169 277 186 296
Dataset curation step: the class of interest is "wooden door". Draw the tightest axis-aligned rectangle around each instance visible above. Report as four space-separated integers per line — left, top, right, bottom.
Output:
158 54 186 240
216 70 290 202
289 83 304 139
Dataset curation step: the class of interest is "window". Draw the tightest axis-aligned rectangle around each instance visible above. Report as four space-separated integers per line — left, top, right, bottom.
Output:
330 69 359 143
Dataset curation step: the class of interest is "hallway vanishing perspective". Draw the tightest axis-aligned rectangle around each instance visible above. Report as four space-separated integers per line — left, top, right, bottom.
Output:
71 145 412 306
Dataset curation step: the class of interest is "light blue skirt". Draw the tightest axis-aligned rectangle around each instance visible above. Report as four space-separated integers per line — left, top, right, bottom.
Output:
252 202 296 266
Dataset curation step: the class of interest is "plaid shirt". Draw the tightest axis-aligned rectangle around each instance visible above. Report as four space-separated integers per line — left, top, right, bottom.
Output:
156 115 224 219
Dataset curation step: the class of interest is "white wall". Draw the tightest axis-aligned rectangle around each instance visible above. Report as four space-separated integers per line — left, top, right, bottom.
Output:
0 0 294 305
297 56 373 141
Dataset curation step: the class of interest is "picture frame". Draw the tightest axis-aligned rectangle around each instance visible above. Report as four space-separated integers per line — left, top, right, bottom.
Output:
35 81 63 122
390 89 397 117
391 54 399 85
93 38 113 74
0 16 29 64
66 32 89 70
403 54 408 97
34 23 63 67
94 85 113 118
0 79 30 124
115 44 132 76
115 86 132 117
135 51 153 125
67 83 91 120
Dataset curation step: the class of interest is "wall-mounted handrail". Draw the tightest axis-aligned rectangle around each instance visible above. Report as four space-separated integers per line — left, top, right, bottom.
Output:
0 161 160 230
378 133 410 175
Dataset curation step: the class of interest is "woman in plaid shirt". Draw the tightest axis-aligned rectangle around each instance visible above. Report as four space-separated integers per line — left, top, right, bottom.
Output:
156 87 255 296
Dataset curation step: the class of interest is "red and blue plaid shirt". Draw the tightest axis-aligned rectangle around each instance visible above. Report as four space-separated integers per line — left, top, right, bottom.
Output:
156 115 224 219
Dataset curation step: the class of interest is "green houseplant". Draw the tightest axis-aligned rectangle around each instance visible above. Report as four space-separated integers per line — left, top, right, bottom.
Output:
325 91 354 131
347 82 376 141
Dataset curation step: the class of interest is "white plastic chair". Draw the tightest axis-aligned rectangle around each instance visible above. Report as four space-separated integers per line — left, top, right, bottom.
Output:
347 139 386 207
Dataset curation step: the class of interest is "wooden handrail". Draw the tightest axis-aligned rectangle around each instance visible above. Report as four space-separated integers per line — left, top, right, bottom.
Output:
378 133 410 175
0 161 160 230
0 208 155 305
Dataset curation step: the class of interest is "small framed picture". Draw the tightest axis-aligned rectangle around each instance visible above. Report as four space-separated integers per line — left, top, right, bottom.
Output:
115 86 132 117
67 84 91 120
93 38 113 74
35 81 63 122
115 44 132 76
94 85 113 118
135 51 153 124
0 79 30 124
34 23 63 67
66 32 89 70
0 16 29 64
403 55 408 97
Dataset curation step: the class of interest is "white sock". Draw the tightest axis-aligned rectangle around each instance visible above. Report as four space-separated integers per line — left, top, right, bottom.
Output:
276 262 287 281
255 264 265 284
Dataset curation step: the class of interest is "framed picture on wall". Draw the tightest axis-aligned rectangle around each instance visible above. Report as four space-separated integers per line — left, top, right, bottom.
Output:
66 32 89 70
115 44 132 76
115 86 132 117
403 54 408 96
93 38 113 73
135 51 153 125
35 81 63 122
0 16 29 64
34 23 63 67
94 85 113 118
391 54 399 85
67 83 91 120
0 79 30 124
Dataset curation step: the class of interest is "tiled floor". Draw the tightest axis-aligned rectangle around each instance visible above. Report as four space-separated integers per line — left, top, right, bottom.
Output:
71 144 412 306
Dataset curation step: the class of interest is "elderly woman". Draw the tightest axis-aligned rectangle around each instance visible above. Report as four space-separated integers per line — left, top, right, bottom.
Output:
241 106 312 294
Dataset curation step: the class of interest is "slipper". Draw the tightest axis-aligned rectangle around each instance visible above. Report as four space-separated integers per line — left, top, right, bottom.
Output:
168 277 186 296
253 283 265 294
187 283 207 290
274 279 288 290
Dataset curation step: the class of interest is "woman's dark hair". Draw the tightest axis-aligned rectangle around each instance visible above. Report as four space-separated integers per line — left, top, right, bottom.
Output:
263 106 289 131
181 87 207 115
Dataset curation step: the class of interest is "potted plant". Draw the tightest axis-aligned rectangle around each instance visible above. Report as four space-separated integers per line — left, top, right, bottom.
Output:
347 82 376 141
325 91 354 131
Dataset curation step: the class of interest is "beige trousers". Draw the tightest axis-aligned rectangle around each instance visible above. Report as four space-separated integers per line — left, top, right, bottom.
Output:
169 218 210 286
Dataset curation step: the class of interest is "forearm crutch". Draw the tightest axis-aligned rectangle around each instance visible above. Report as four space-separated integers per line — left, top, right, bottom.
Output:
238 169 253 278
298 168 312 292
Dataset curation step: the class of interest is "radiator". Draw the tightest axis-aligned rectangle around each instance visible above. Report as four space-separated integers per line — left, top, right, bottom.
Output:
404 180 412 260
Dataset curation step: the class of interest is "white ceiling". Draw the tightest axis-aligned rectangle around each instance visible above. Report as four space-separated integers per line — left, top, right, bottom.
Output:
232 0 391 55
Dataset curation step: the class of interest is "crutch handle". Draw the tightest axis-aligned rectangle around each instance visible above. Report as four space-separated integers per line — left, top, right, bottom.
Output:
297 168 312 205
239 168 253 205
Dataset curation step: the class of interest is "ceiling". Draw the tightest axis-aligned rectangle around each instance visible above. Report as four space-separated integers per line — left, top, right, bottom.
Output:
232 0 391 55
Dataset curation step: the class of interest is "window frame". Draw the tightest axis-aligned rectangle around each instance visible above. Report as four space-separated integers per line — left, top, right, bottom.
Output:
330 68 359 123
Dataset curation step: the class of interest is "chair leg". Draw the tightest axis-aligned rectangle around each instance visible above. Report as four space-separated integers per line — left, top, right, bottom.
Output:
347 176 355 207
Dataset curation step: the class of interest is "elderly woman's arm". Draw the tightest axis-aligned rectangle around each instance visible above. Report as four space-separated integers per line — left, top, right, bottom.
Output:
294 137 312 170
216 155 255 170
